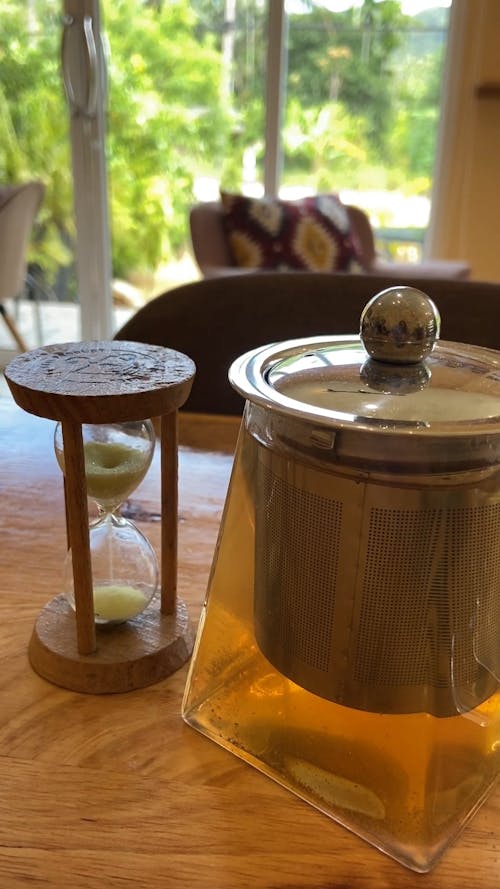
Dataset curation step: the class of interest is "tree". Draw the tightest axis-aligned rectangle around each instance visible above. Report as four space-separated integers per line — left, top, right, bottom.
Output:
190 0 268 184
103 0 230 275
286 1 406 156
388 7 448 185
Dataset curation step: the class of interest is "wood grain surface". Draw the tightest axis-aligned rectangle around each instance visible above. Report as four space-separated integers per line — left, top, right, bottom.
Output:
0 396 497 889
3 340 195 422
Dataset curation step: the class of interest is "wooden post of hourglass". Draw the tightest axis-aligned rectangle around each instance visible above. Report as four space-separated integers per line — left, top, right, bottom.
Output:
4 340 196 694
61 417 96 655
160 409 179 616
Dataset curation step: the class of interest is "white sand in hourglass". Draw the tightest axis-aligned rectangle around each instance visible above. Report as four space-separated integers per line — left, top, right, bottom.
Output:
92 584 149 622
84 439 152 505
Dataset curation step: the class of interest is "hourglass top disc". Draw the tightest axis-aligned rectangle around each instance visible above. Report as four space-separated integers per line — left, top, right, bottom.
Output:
5 340 196 423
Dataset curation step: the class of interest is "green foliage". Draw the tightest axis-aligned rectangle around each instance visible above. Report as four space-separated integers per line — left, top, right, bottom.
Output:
282 1 449 197
286 0 406 154
388 43 445 183
191 0 267 187
283 99 368 191
103 0 231 276
0 2 73 281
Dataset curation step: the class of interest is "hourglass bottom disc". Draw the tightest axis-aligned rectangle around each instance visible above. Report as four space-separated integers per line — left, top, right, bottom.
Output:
28 594 194 694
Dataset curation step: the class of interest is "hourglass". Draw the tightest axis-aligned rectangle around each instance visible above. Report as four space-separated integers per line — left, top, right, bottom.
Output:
5 340 195 693
54 419 158 625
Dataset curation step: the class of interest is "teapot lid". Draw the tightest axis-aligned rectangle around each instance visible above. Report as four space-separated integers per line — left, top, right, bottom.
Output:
229 286 500 469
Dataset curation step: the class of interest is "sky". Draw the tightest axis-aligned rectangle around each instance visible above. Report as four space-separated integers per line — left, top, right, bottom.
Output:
401 0 451 11
285 1 452 13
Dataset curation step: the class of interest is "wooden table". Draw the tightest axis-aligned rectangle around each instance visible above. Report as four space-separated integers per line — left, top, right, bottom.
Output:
0 395 498 889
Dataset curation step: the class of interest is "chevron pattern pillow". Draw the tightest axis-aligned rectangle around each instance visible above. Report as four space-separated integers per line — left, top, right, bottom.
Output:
220 190 362 273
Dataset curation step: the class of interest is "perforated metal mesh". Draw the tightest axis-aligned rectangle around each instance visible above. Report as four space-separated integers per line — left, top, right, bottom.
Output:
255 463 342 673
253 447 500 716
356 504 500 688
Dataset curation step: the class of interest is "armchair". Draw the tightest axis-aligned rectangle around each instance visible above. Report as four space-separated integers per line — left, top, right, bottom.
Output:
189 200 470 282
0 180 45 352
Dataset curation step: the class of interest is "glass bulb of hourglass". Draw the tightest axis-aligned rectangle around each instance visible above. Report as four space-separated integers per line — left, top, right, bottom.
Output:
62 513 158 624
54 420 159 625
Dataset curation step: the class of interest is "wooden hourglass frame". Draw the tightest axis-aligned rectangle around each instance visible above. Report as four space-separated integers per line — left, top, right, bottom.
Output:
5 340 195 694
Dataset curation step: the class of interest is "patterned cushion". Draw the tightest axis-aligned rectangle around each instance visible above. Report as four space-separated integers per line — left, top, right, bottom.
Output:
220 190 362 273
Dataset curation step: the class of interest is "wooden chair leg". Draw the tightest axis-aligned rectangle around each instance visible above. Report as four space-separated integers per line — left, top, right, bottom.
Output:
0 303 28 352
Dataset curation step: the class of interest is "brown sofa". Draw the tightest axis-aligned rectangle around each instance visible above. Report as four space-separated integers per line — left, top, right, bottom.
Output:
189 200 470 282
115 271 499 415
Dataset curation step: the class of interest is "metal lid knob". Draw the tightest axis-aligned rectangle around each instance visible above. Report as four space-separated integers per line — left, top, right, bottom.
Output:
360 285 441 364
